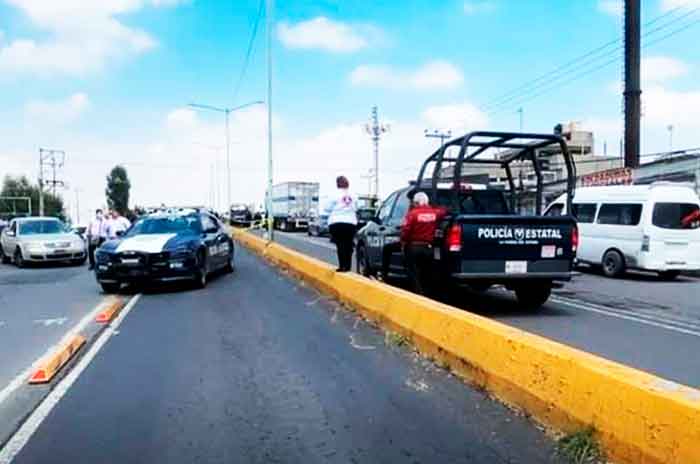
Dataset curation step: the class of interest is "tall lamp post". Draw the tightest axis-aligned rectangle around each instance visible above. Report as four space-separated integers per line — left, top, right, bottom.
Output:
188 100 264 213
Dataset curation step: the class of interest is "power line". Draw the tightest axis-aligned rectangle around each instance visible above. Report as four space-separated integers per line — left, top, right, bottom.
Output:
231 0 265 105
482 4 698 113
484 7 700 115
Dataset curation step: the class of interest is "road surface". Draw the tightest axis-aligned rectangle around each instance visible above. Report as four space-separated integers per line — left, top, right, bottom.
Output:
266 230 700 388
3 248 564 464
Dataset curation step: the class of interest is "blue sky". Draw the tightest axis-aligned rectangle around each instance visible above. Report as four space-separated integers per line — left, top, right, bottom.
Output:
1 0 699 220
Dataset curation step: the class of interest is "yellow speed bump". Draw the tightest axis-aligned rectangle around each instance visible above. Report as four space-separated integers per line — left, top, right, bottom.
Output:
29 334 86 384
95 298 125 324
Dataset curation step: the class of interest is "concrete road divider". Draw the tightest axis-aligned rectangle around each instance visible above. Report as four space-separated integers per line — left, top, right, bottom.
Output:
95 298 126 324
28 334 86 384
233 228 700 464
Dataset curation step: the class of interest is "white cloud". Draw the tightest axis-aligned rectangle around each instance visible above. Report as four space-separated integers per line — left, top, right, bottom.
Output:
598 0 622 17
642 56 688 83
643 85 700 127
25 93 90 124
0 0 184 76
350 61 464 91
463 1 497 15
422 102 489 133
277 17 371 53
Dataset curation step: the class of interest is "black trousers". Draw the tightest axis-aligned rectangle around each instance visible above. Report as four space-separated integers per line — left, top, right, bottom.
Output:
404 243 434 295
88 238 105 268
329 223 356 271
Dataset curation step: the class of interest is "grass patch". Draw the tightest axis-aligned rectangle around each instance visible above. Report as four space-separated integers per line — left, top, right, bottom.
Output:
385 331 409 347
556 427 603 464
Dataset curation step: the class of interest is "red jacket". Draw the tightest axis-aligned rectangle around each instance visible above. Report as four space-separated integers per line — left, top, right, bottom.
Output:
400 205 447 245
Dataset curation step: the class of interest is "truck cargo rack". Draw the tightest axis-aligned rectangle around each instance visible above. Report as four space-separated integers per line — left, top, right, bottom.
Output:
416 131 576 215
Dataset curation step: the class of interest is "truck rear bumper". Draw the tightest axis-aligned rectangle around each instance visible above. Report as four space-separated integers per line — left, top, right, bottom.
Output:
451 272 572 281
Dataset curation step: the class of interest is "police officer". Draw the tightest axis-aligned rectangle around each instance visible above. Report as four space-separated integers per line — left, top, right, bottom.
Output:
325 176 357 272
400 192 446 295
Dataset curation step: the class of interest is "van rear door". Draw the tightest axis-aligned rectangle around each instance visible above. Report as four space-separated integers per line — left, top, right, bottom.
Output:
648 202 700 270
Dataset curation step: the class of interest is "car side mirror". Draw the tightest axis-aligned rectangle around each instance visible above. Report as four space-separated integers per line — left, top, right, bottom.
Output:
6 230 15 237
116 230 125 237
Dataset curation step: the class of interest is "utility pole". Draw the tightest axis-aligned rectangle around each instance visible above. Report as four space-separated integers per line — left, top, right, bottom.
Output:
624 0 641 168
266 0 274 240
75 188 81 224
364 106 389 198
517 107 524 133
667 124 674 152
38 148 66 216
424 129 452 148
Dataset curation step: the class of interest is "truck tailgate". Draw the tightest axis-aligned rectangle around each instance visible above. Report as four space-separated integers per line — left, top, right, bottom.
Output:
449 215 576 279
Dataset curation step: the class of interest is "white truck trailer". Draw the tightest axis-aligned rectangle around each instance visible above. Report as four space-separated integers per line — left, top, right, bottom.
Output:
268 182 320 231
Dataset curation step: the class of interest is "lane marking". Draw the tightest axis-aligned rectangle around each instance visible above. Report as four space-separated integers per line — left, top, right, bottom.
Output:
0 294 141 464
349 334 375 351
552 296 700 338
0 298 114 409
32 318 68 327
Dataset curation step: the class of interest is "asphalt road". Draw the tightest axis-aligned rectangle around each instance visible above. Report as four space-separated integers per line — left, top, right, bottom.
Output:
267 230 700 388
7 248 564 464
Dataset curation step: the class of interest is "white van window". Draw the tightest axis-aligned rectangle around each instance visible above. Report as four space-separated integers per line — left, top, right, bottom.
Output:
652 203 700 230
597 203 642 226
572 203 597 223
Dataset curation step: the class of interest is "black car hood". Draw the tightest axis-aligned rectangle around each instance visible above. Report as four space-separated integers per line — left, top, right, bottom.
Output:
100 233 198 254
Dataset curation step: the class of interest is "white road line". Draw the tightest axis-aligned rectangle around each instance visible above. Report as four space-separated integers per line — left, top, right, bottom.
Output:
32 318 68 327
0 298 114 409
0 294 142 464
277 232 336 251
552 296 700 338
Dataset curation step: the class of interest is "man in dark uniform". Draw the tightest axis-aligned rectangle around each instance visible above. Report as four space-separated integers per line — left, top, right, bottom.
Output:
400 192 446 295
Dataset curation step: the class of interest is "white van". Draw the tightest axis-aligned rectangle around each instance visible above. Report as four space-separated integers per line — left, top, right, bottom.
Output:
545 183 700 279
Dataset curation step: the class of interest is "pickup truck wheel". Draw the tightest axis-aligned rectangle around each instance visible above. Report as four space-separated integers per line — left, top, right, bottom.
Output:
515 284 551 310
356 244 374 277
602 250 625 278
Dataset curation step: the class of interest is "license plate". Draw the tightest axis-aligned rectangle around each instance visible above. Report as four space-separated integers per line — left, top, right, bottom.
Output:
121 258 140 265
505 261 527 274
433 247 441 260
53 249 67 254
541 245 556 259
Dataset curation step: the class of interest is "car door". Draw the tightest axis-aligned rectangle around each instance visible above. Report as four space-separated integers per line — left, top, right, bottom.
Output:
366 192 398 267
200 214 221 270
383 191 411 273
3 220 18 253
213 215 233 269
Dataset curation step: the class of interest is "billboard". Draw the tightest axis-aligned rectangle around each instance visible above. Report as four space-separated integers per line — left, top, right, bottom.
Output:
580 167 633 187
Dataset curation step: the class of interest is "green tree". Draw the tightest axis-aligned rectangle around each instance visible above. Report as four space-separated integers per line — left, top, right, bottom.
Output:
0 175 65 220
105 165 131 215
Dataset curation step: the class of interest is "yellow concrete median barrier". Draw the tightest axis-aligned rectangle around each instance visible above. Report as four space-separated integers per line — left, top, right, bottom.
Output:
95 298 126 324
233 228 700 464
28 334 86 384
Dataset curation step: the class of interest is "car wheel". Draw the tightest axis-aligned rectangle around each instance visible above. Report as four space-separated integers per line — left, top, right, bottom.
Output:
14 248 25 268
0 246 9 264
658 270 680 281
100 282 121 294
602 250 625 278
223 250 235 274
194 250 208 289
515 283 551 310
356 244 374 277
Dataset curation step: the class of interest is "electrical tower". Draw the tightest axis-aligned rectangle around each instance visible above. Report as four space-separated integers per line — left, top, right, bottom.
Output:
424 129 452 148
364 106 389 198
623 0 641 168
38 148 66 216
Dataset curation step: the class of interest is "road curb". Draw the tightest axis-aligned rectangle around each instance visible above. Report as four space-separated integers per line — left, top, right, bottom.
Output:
233 228 700 464
28 335 86 384
95 298 126 324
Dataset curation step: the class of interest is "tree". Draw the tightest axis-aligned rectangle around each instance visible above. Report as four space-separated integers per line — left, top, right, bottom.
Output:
105 165 131 215
0 175 65 220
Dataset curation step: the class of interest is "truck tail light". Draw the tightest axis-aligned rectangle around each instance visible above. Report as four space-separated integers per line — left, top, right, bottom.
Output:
572 226 579 253
642 234 650 252
447 224 462 252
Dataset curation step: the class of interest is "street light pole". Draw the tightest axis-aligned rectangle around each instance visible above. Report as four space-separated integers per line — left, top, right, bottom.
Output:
266 0 274 241
517 107 524 133
667 124 674 152
424 129 452 148
188 100 264 214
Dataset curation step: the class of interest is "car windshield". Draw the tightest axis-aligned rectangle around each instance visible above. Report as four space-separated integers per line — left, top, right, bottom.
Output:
652 203 700 230
126 215 202 236
19 220 65 235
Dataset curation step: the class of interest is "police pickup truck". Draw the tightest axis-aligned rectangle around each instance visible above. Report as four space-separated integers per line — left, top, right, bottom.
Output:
355 131 578 309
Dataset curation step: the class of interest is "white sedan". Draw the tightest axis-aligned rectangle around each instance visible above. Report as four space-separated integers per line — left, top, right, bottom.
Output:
0 217 87 267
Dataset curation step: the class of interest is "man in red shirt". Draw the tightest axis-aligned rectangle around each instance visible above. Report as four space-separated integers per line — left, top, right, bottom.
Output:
400 192 446 295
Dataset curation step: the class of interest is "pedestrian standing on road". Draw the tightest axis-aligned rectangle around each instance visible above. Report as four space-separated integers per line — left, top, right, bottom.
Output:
325 176 358 272
400 192 446 295
113 211 132 236
86 209 105 270
104 210 118 240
